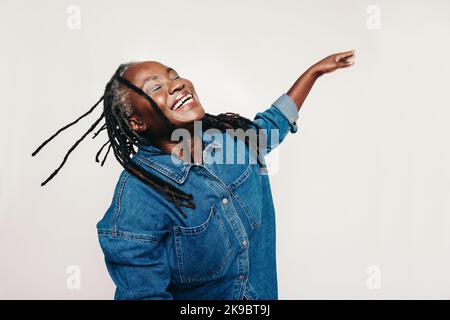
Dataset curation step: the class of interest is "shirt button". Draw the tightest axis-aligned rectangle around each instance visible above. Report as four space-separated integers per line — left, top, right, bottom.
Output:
239 275 246 281
222 198 229 205
242 240 248 248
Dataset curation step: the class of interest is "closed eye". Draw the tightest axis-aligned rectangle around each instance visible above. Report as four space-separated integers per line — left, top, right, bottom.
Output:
149 75 180 93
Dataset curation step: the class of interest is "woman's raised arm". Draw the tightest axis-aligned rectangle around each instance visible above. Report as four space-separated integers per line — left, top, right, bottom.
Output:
287 50 356 111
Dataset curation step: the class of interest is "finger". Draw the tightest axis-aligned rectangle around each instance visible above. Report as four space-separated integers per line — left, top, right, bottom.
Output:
340 59 355 68
340 52 355 62
336 54 355 64
334 50 355 62
343 56 356 64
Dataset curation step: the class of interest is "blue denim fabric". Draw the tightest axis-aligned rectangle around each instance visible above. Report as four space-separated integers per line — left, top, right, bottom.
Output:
96 93 299 300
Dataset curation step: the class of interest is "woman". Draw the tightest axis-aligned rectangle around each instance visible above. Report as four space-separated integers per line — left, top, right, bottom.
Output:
32 50 355 299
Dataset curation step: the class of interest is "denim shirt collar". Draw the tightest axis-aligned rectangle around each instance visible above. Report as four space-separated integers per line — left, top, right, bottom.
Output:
131 130 222 184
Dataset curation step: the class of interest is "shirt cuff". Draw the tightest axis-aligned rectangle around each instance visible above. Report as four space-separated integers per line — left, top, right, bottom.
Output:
272 93 299 133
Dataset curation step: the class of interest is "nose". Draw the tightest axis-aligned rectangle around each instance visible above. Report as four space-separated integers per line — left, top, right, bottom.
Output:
168 80 184 95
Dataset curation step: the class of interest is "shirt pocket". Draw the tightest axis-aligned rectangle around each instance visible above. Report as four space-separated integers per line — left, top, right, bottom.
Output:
172 204 232 283
228 164 263 230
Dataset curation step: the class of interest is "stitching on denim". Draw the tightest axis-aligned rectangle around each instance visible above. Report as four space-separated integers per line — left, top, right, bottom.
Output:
113 172 131 235
135 155 178 178
177 204 215 235
98 229 161 243
229 189 261 230
227 164 252 190
246 281 260 300
225 165 262 230
173 225 185 282
161 236 174 285
203 175 223 195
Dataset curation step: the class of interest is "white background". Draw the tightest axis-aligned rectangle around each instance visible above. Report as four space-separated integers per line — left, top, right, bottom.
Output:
1 0 450 299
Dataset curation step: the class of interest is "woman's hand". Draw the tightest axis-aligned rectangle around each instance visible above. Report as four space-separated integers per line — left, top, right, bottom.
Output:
310 50 356 77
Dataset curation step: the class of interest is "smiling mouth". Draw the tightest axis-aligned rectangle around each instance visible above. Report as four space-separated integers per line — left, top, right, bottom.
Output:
170 93 197 111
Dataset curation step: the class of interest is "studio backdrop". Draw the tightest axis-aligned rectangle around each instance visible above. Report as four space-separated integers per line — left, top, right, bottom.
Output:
1 0 450 299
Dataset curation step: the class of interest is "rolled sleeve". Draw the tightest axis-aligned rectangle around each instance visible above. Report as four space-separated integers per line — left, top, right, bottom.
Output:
252 93 300 156
271 93 299 133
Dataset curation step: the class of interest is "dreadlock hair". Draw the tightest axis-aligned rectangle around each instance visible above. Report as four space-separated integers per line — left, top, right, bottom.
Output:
31 62 265 219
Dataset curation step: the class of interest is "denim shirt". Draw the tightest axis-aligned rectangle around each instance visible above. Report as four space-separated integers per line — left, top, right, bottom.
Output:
96 93 299 300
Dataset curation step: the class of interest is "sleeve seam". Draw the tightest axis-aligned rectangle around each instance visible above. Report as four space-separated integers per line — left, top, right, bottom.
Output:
98 229 162 244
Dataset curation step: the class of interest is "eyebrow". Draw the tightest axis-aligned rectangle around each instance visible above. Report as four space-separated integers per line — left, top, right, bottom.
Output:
142 67 175 85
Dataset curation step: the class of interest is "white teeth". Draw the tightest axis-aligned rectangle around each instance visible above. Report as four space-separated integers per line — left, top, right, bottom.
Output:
172 94 193 110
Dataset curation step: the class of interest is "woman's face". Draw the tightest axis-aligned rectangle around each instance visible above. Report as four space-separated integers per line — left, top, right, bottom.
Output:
122 61 205 139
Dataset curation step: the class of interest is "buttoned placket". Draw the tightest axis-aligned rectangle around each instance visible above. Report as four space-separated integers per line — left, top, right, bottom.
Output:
191 159 250 299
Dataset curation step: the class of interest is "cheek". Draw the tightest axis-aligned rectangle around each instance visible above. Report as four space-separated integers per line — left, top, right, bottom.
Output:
151 94 167 110
140 94 169 121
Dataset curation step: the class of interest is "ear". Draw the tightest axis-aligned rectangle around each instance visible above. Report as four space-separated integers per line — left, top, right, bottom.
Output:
128 116 147 133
